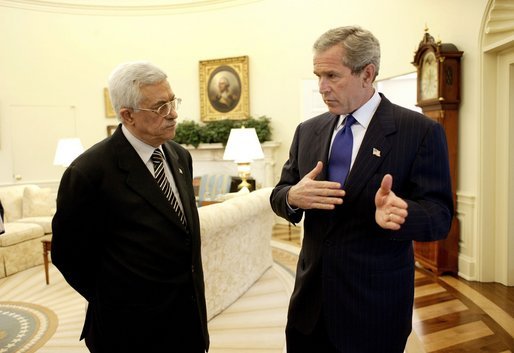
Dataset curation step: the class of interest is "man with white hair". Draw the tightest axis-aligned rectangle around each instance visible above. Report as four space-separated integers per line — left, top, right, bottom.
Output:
52 61 209 353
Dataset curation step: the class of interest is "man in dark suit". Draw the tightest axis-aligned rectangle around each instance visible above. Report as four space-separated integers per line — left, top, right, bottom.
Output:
270 26 453 353
52 61 209 353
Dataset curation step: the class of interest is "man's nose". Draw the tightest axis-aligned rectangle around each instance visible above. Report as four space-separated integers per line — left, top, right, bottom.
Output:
318 78 330 94
165 109 178 120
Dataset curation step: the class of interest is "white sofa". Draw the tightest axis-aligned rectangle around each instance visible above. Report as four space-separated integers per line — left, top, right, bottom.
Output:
199 187 275 320
0 184 55 278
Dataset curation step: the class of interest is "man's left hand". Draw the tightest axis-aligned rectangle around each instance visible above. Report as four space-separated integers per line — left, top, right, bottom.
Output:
375 174 408 230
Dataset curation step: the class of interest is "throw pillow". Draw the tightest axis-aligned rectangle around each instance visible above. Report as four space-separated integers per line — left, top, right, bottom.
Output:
22 185 55 218
0 185 26 222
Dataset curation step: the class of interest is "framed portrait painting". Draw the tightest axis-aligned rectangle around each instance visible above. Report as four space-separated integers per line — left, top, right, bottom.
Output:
199 56 249 121
104 87 116 118
106 125 117 136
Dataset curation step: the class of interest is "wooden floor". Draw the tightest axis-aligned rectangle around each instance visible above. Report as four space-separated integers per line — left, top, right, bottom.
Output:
273 224 514 353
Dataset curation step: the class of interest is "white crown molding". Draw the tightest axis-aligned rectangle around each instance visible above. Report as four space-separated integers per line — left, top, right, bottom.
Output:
482 0 514 52
0 0 261 15
485 0 514 34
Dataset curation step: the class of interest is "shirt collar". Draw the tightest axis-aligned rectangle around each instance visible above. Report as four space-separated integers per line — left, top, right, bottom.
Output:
121 124 161 164
336 89 381 129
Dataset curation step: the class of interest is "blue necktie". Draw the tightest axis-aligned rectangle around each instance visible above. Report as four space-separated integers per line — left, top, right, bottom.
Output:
327 115 356 185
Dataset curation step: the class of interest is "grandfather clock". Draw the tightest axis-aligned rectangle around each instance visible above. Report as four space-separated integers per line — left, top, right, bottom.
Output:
412 30 463 275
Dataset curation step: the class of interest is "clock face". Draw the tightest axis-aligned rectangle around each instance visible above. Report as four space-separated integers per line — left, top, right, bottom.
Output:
420 51 439 101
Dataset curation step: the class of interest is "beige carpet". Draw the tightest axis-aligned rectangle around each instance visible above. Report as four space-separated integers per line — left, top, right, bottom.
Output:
0 257 294 353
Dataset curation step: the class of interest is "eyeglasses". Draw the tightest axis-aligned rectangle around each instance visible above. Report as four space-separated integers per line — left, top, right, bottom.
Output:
136 98 181 118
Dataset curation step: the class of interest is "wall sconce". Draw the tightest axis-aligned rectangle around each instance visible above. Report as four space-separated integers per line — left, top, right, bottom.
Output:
223 127 264 191
53 137 84 167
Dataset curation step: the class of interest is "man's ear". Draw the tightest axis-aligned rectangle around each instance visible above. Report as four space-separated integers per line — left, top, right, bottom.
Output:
362 64 376 87
120 108 133 124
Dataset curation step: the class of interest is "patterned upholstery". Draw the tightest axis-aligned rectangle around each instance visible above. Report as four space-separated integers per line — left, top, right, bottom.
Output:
0 184 55 278
197 174 232 205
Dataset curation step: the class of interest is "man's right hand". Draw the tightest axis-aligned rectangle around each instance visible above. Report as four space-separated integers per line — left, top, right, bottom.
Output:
287 161 346 210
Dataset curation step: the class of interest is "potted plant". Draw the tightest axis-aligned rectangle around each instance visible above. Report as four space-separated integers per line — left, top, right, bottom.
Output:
174 116 272 148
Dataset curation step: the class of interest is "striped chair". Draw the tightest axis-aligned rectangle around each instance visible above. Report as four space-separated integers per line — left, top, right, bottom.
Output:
197 174 233 206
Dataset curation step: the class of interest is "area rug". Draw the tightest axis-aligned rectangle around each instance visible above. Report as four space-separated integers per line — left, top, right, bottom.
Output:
0 301 57 353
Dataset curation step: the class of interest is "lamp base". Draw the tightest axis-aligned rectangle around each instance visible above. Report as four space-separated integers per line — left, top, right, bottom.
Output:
230 177 256 192
236 162 254 191
237 177 252 191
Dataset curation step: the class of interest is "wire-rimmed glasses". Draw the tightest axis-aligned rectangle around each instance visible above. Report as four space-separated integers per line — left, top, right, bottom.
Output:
136 98 181 118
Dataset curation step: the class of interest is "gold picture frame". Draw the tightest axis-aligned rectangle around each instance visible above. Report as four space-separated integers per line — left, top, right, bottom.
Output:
199 56 249 121
104 87 116 118
106 125 117 136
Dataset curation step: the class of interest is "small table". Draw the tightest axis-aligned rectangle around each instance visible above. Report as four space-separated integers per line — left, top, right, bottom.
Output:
200 200 222 207
41 239 52 285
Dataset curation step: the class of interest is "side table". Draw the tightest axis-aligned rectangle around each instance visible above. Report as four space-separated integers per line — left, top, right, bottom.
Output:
41 239 52 285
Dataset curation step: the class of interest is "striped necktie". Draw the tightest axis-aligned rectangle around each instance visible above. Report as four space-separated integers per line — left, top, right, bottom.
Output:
151 149 187 227
327 115 357 186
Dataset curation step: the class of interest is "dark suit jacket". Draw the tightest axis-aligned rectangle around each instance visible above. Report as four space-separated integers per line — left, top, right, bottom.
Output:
270 94 453 353
52 125 209 353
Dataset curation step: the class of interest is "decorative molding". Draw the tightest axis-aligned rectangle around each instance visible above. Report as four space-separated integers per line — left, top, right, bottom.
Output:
484 0 514 34
456 192 477 280
0 0 261 15
483 0 514 52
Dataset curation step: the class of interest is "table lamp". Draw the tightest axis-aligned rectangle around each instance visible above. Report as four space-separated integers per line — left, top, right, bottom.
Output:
223 127 264 191
53 137 84 167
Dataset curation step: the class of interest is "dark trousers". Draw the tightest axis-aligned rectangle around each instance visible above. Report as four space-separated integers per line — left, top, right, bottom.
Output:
286 315 339 353
84 298 206 353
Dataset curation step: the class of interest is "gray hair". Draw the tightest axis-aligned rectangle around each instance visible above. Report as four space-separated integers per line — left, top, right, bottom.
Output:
313 26 380 79
107 61 167 119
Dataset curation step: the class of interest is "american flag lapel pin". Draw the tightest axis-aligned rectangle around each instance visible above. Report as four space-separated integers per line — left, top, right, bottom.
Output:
373 148 381 157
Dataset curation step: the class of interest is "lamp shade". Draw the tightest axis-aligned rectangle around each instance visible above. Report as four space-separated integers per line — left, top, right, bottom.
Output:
223 128 264 163
53 138 84 167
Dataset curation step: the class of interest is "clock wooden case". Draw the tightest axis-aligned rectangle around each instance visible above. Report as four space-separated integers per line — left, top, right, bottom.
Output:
412 31 463 275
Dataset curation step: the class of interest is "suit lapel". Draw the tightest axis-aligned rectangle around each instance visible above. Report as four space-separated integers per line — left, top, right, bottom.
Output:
313 113 340 180
344 97 396 203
